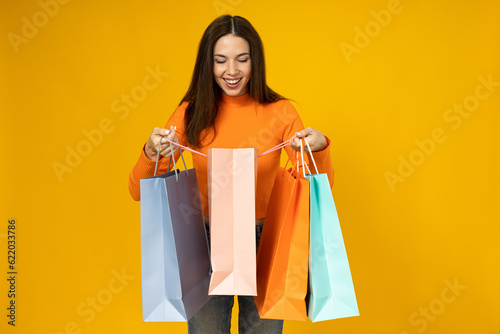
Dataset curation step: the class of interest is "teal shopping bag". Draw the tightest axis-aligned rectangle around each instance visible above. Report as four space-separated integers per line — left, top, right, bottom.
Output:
303 139 359 322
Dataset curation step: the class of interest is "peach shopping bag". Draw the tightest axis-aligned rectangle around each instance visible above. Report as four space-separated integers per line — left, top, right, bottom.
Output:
207 148 258 296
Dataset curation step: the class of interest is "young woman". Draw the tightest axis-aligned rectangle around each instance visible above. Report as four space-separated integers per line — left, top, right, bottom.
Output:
129 15 334 334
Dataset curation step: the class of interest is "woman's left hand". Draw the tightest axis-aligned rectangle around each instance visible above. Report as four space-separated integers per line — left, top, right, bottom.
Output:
289 127 328 152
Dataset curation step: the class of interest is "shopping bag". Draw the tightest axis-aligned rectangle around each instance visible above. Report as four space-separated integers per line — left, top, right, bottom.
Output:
207 148 258 296
140 143 211 322
253 163 310 321
304 139 359 322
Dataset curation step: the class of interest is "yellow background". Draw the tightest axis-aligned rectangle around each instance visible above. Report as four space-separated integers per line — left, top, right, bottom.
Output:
1 0 499 333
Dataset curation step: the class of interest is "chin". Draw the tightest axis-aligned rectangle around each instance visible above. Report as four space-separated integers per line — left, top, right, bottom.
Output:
223 90 245 97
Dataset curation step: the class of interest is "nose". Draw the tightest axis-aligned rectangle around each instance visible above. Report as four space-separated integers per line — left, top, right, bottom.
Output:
227 60 238 76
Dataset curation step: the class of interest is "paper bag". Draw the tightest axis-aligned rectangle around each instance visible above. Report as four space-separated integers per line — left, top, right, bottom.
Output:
254 167 309 321
207 148 258 296
140 165 211 322
306 173 359 322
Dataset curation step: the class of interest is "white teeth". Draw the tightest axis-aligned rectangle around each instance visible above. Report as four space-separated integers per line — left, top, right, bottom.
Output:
224 78 241 85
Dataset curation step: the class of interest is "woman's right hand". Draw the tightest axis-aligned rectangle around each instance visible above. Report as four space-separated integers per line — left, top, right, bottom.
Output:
144 126 179 161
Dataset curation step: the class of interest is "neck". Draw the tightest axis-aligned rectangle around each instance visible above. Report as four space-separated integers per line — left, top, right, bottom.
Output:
221 92 252 106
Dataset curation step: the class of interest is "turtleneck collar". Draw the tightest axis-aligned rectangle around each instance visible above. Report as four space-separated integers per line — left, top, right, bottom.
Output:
220 92 253 107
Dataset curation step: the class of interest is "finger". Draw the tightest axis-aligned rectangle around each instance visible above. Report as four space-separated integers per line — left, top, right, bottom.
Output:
159 145 173 158
289 137 300 151
167 126 177 140
155 133 169 149
152 127 161 135
295 127 314 138
154 127 171 140
161 137 179 155
153 127 167 137
155 127 174 146
157 136 168 149
303 135 315 147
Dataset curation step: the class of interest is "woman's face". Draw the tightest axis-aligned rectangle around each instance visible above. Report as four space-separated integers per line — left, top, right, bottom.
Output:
213 34 251 97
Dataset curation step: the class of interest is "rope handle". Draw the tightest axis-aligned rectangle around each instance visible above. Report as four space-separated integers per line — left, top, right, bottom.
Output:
158 132 300 158
257 136 297 157
284 138 312 177
154 129 318 176
153 136 189 182
159 135 207 157
304 138 319 174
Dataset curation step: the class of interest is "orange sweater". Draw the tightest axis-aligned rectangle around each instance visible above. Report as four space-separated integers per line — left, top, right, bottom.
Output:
128 93 334 219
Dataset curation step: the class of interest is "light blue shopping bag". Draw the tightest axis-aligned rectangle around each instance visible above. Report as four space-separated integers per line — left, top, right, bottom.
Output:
140 142 212 322
303 139 359 322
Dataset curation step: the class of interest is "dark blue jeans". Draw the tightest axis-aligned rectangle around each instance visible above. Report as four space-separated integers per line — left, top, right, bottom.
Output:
187 224 283 334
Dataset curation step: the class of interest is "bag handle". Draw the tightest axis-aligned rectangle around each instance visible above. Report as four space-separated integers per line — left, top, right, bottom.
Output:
303 138 319 174
153 136 189 182
152 127 318 177
283 138 311 178
258 137 295 157
154 128 304 160
160 135 207 157
297 138 312 177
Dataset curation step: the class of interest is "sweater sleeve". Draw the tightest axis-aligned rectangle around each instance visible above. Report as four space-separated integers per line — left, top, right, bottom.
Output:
128 102 189 201
280 100 335 188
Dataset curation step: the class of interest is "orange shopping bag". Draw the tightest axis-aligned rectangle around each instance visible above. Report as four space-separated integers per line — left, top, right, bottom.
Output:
254 160 310 320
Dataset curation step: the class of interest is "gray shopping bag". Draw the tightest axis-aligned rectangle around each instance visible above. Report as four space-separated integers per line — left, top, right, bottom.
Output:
140 143 211 322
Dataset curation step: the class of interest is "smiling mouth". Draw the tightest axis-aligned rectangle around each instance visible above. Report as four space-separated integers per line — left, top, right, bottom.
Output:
223 78 242 85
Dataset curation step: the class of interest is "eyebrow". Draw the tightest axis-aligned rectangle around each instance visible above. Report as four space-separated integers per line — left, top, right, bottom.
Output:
213 52 250 58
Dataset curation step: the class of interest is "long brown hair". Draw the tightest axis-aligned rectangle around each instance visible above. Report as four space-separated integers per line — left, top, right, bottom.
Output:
181 15 284 148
